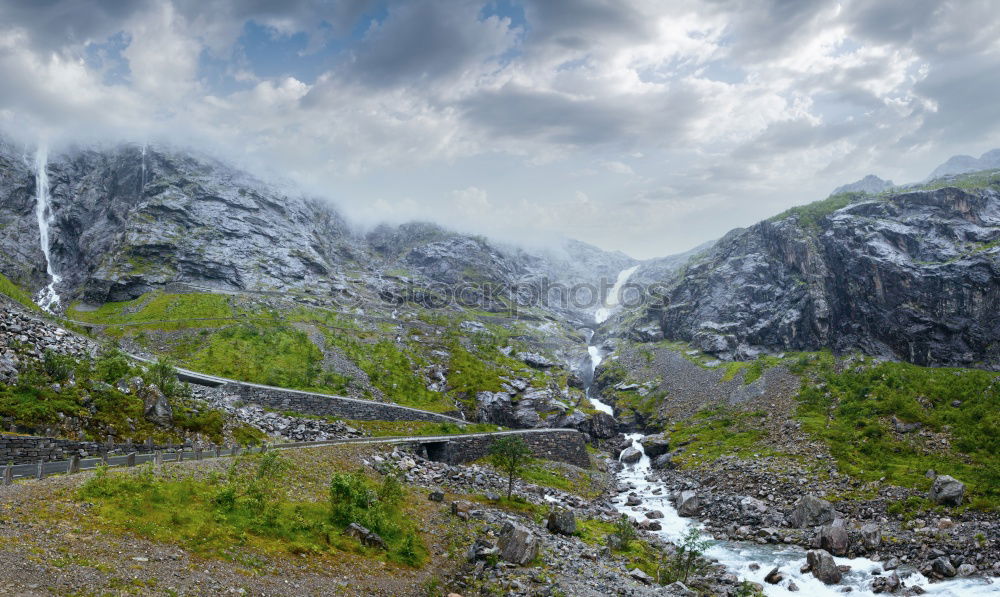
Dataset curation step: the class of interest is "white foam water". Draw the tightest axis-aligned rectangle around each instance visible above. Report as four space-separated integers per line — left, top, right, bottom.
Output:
33 147 61 312
612 434 996 596
595 264 639 324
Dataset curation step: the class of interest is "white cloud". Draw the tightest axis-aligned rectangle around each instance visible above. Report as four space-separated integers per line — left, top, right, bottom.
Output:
0 0 998 258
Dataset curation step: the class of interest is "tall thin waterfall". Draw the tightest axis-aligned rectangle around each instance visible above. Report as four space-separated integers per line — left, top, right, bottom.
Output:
33 147 62 312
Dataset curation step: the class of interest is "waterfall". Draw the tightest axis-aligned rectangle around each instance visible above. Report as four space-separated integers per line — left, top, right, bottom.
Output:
595 264 639 324
33 147 62 312
585 264 640 414
140 143 147 192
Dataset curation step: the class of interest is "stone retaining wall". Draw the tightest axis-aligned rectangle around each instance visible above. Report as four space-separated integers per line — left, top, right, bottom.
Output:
0 434 191 465
416 430 590 468
222 382 463 424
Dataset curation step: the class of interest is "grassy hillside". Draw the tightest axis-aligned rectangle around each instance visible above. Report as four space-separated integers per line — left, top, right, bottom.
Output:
0 272 40 311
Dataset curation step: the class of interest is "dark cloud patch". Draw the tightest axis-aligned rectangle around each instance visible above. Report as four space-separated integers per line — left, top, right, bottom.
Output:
0 0 145 53
346 0 516 87
521 0 652 49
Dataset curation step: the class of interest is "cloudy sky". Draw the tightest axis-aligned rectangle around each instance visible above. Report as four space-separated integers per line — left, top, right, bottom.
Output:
1 0 999 258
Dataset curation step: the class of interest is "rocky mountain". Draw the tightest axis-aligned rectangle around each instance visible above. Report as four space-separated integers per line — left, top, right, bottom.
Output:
0 138 625 318
832 174 894 196
928 148 1000 180
624 181 1000 368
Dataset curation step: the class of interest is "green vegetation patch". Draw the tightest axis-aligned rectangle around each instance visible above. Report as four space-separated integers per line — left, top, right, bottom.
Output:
0 273 40 311
186 323 349 394
667 407 774 467
795 359 1000 510
69 291 237 324
769 191 867 230
0 350 238 443
78 452 427 567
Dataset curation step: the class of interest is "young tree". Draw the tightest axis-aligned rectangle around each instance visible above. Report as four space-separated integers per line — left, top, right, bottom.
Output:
488 435 532 499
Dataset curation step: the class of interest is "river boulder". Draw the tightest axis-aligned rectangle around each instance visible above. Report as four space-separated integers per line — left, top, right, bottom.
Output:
805 549 842 585
639 433 670 458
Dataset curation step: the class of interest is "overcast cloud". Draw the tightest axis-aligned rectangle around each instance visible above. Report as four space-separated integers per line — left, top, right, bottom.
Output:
1 0 998 258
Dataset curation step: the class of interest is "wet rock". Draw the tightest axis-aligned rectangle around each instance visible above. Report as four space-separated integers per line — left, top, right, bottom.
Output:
626 494 642 506
639 433 670 459
805 549 842 585
764 567 784 584
675 490 703 517
928 556 956 578
546 509 577 535
637 519 662 531
620 446 642 464
817 519 850 556
883 557 900 571
645 510 664 519
498 522 539 566
871 572 901 593
789 495 835 528
928 475 964 506
956 563 976 577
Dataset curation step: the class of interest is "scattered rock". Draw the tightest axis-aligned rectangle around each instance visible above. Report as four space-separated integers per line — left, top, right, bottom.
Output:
928 475 964 506
344 523 386 549
546 509 577 535
497 522 539 566
675 490 703 517
789 495 835 528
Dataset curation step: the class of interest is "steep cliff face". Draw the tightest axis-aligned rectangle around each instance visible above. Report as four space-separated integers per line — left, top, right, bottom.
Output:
635 183 1000 368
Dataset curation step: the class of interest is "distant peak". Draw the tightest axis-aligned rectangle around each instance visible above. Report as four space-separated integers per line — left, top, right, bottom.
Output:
927 148 1000 180
832 174 894 196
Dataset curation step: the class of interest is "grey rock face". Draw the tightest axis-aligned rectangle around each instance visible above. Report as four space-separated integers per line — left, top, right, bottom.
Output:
632 186 1000 369
805 549 842 585
789 495 835 528
928 148 1000 180
928 475 965 506
498 521 539 565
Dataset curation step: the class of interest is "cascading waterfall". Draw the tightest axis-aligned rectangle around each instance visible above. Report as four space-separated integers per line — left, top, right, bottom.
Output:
33 147 62 312
585 264 640 414
613 435 996 595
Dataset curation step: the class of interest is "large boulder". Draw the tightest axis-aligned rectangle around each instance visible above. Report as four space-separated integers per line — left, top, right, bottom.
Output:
475 391 514 426
805 549 842 585
139 384 173 427
789 495 835 528
675 490 703 517
927 556 957 578
639 433 670 459
546 509 577 535
498 522 539 566
817 519 849 556
620 446 642 464
928 475 965 506
651 453 675 470
588 412 617 438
